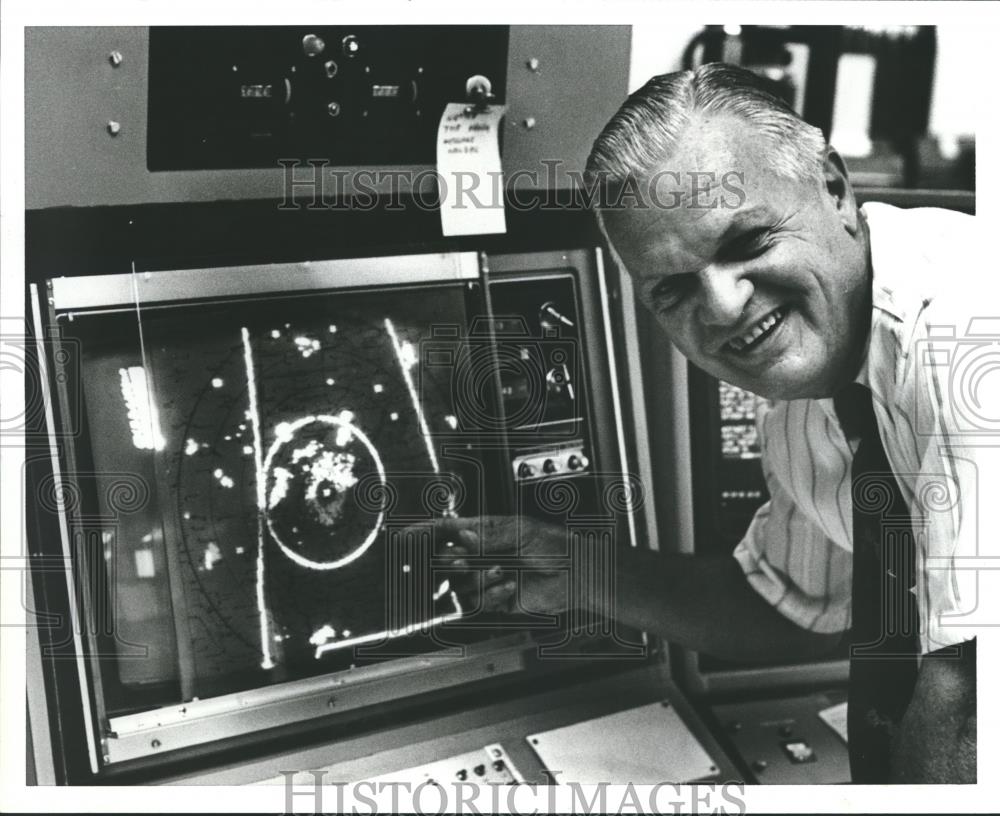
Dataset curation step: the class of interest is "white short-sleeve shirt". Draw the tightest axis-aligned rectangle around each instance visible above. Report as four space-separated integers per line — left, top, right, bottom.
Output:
733 202 991 654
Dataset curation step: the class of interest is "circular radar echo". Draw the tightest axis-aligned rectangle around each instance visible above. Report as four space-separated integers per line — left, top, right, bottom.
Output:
263 412 386 570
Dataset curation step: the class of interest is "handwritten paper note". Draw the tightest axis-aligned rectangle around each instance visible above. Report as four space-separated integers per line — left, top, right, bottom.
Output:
436 102 506 237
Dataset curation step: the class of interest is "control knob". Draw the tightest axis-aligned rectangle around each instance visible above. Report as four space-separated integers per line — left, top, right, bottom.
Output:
302 33 326 57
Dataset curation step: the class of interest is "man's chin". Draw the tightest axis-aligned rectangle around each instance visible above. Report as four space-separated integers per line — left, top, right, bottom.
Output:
757 377 841 402
716 367 830 401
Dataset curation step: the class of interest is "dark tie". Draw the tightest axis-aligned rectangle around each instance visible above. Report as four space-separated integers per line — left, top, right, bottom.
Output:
834 384 919 783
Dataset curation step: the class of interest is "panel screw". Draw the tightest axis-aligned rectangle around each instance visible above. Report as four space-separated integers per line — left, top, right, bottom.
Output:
327 101 341 117
151 739 161 749
522 117 536 130
107 120 121 136
526 57 541 72
109 50 123 67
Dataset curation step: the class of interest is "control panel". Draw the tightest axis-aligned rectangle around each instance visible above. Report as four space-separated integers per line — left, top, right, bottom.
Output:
147 26 508 169
512 444 590 483
365 744 523 786
486 275 591 484
712 692 850 784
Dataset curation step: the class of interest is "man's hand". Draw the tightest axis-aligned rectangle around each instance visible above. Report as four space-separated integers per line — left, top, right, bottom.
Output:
430 515 577 617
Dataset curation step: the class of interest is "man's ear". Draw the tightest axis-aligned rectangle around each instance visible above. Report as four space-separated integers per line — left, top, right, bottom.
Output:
823 147 860 235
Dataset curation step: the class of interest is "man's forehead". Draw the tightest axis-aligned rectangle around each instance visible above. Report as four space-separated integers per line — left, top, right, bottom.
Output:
600 114 803 275
653 113 795 195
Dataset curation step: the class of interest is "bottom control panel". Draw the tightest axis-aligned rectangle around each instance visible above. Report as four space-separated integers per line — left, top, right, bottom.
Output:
711 691 850 784
366 743 523 786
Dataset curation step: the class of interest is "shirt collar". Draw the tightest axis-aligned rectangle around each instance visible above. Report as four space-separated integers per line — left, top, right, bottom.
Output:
861 201 913 326
851 202 923 389
819 203 887 414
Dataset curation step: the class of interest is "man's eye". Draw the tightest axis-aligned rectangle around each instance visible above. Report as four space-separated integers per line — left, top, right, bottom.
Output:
725 228 774 261
650 276 694 309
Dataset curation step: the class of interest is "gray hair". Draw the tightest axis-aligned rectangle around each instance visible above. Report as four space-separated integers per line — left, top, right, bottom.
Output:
586 62 827 196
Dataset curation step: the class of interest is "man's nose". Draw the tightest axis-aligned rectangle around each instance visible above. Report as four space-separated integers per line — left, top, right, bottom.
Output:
697 265 753 326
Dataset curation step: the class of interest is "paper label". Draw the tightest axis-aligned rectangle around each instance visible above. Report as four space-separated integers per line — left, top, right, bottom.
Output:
436 102 506 237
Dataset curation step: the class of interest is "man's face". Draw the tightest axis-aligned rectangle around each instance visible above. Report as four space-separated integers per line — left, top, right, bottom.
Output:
603 114 871 400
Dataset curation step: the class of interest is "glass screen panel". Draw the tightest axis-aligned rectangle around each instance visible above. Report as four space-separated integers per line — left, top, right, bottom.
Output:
65 283 481 712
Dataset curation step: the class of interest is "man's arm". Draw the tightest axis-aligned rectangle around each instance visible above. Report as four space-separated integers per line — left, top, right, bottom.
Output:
608 547 843 664
890 642 976 783
436 516 842 665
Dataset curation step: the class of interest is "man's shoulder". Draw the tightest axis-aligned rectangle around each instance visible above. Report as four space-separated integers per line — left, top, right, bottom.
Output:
862 200 974 235
862 202 978 295
861 203 984 423
863 202 980 352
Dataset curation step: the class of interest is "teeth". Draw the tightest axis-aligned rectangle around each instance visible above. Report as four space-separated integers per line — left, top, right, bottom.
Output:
728 309 783 352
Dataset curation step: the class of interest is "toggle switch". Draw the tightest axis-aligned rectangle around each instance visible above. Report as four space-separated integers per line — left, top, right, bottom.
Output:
465 74 494 104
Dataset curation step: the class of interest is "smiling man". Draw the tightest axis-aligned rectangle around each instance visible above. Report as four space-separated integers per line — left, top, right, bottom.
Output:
600 108 871 402
433 63 980 783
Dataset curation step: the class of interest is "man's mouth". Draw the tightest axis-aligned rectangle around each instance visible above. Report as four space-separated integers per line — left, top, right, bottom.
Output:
725 307 787 354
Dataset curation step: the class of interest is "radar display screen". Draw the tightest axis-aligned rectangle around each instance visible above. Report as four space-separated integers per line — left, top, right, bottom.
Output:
67 284 480 707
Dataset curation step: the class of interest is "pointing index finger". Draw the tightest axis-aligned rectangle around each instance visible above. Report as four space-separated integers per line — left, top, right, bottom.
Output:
432 515 519 555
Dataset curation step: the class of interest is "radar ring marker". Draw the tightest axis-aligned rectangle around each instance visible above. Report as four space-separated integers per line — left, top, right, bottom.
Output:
262 413 387 570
